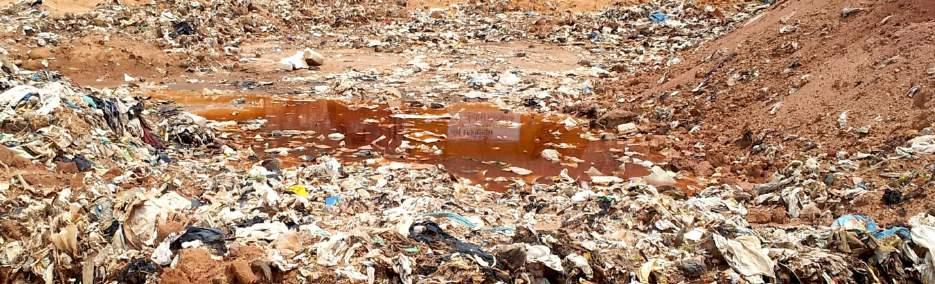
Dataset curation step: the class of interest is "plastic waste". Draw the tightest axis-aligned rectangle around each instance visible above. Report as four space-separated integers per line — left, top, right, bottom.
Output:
325 195 341 207
280 51 309 70
73 155 94 172
526 244 564 273
908 135 935 154
125 192 193 247
0 85 38 107
287 184 309 197
394 254 414 284
616 122 638 134
644 166 677 186
831 214 911 240
118 258 160 284
590 176 623 185
409 221 494 265
235 222 289 241
173 21 195 35
638 258 663 283
279 48 325 70
498 72 520 86
911 219 935 284
313 233 350 266
422 211 478 229
570 189 598 202
540 149 560 162
506 166 532 175
649 11 668 23
170 227 226 254
151 237 174 266
713 234 775 283
566 253 593 278
49 224 79 256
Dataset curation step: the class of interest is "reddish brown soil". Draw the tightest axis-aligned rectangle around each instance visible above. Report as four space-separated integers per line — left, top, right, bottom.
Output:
2 32 186 88
0 146 82 195
56 36 180 87
594 0 935 224
160 246 268 284
601 0 935 170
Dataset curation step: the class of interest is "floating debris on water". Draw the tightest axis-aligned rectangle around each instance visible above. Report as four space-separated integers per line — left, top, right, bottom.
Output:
149 90 682 190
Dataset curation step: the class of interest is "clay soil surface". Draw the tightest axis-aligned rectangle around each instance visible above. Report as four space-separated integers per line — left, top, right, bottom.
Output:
596 0 935 225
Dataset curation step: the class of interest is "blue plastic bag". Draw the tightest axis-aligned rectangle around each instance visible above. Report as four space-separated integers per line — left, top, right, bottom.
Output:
831 214 911 240
325 195 340 207
649 11 668 23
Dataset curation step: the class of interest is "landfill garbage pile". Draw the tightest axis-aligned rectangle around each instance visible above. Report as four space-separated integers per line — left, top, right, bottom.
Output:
1 0 934 283
0 0 767 73
304 0 770 74
576 0 935 244
535 0 772 72
0 0 406 68
587 0 935 177
1 63 935 283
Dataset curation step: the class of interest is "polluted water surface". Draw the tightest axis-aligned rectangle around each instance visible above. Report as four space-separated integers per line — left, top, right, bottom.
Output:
151 90 690 191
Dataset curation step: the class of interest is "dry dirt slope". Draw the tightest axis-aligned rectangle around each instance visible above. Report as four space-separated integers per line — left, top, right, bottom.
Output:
608 0 935 172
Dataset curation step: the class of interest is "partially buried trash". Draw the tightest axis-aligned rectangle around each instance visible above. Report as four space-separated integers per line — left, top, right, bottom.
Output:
409 221 494 266
73 155 93 172
169 227 227 254
712 234 775 283
883 188 903 205
831 214 911 240
173 21 195 36
118 258 160 284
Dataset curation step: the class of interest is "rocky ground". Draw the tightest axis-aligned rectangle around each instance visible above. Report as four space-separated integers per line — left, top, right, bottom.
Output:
0 0 934 283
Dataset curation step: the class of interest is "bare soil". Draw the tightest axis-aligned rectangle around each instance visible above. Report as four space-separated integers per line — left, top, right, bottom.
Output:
593 0 935 224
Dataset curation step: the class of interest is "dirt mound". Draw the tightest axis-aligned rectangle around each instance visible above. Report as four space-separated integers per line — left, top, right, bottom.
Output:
583 0 935 226
160 246 270 284
7 34 183 87
600 0 935 174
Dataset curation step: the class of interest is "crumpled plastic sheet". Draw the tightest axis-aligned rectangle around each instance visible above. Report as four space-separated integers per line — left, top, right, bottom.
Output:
170 227 227 254
832 214 911 240
906 135 935 155
912 216 935 284
713 234 775 283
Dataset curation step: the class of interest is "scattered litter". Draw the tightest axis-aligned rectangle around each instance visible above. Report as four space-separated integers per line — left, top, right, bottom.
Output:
649 11 668 23
8 0 931 283
540 149 560 162
506 166 533 176
327 132 345 141
841 7 867 18
713 234 775 283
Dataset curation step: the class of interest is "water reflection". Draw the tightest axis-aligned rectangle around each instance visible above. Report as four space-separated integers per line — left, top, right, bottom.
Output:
151 91 660 190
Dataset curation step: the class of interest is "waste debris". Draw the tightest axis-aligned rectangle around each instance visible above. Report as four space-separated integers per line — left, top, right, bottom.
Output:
1 0 933 282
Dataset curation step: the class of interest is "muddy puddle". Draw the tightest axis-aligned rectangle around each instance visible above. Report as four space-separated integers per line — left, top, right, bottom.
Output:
151 90 685 191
